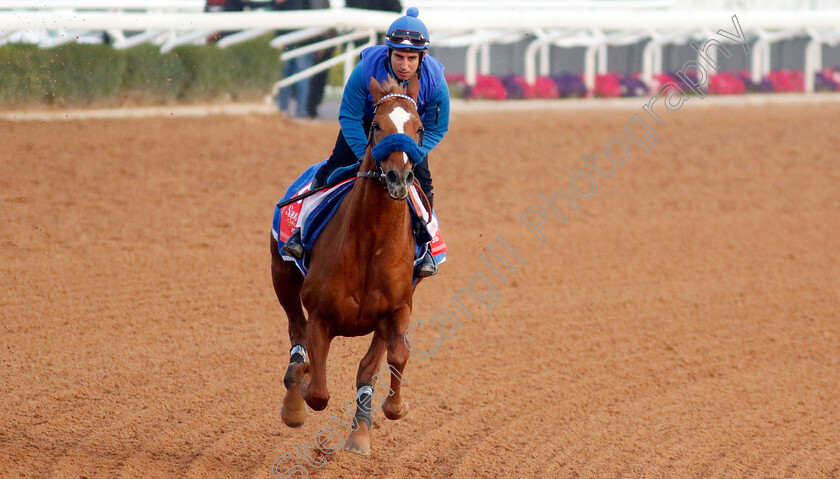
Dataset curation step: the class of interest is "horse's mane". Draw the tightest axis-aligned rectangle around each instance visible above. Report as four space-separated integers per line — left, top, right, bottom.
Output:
382 77 407 95
373 77 411 109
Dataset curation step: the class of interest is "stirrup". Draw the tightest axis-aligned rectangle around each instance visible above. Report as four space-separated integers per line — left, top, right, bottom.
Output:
281 229 304 259
415 250 437 278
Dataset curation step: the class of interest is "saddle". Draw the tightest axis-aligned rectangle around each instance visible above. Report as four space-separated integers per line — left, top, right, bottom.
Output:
272 161 446 278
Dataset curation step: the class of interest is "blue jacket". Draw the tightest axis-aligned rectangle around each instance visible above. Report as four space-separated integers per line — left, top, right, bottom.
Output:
339 45 450 161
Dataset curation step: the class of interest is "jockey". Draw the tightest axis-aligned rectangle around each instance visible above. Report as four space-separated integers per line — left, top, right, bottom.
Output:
282 7 450 278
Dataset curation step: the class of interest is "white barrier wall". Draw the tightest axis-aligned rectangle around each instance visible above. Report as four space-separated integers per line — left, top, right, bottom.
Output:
2 2 840 93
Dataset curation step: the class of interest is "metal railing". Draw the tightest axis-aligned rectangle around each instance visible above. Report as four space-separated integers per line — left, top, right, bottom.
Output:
3 4 840 94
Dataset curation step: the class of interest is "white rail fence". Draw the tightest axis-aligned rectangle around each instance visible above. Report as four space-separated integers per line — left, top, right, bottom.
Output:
2 2 840 94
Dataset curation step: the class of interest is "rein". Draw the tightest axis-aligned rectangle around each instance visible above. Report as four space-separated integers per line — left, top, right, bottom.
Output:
277 92 422 208
357 170 383 179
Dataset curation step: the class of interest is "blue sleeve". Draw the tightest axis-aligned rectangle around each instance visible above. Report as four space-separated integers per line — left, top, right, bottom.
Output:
338 61 371 161
420 80 450 157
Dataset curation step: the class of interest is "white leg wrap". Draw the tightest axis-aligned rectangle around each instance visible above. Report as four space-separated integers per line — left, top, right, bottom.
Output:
290 344 306 362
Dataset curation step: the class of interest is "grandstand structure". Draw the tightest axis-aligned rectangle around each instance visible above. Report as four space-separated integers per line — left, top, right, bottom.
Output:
1 0 839 94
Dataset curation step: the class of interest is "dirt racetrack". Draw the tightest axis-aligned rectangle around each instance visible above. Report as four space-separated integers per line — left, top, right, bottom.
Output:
2 101 839 478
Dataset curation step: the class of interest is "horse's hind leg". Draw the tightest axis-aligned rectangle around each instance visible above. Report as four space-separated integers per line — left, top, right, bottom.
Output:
344 333 387 456
271 235 308 428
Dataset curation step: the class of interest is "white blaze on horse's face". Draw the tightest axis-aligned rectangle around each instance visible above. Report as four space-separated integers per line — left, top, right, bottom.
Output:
389 106 412 165
389 106 411 133
376 95 419 201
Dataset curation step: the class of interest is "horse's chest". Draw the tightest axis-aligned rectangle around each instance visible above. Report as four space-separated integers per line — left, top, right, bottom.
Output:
305 279 408 331
324 289 407 336
346 284 408 316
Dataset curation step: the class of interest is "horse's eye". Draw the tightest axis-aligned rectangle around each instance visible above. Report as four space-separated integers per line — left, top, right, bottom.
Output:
372 123 381 131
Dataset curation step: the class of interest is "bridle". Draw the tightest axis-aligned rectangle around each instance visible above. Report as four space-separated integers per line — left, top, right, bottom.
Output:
358 93 425 182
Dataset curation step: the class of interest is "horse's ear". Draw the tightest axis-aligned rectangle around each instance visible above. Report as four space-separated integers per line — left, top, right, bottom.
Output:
407 74 420 101
369 77 386 103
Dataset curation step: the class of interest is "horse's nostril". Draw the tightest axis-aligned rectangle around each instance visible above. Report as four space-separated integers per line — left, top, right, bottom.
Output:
406 171 414 184
386 170 399 184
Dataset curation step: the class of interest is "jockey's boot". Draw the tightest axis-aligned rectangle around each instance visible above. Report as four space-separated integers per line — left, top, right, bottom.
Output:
309 175 325 190
415 249 438 278
281 228 305 259
310 168 328 190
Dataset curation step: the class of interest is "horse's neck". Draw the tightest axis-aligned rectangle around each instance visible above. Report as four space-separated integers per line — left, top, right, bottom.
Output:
349 178 408 226
343 177 411 250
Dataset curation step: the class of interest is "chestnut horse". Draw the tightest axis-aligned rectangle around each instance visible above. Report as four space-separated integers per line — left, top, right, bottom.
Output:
270 76 426 455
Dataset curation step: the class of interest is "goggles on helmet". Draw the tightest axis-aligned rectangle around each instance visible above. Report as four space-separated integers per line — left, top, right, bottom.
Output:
386 29 429 47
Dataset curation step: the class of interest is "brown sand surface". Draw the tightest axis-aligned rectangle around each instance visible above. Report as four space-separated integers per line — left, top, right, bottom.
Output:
1 104 839 478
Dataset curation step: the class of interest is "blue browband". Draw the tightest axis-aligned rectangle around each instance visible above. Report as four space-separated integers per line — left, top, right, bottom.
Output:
371 133 425 165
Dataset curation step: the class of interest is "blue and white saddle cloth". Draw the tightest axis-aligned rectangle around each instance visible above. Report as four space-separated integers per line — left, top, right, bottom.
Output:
272 160 447 279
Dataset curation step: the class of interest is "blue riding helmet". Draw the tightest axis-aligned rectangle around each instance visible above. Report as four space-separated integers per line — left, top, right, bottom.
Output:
385 7 430 51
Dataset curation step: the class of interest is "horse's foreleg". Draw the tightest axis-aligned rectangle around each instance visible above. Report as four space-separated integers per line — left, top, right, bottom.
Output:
356 332 387 387
302 317 332 411
382 305 412 421
344 333 387 456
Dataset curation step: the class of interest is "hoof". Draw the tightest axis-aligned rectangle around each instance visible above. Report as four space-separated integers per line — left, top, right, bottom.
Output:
302 381 330 411
382 400 409 420
284 362 309 386
281 383 307 428
284 361 310 394
343 422 371 456
305 394 329 412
